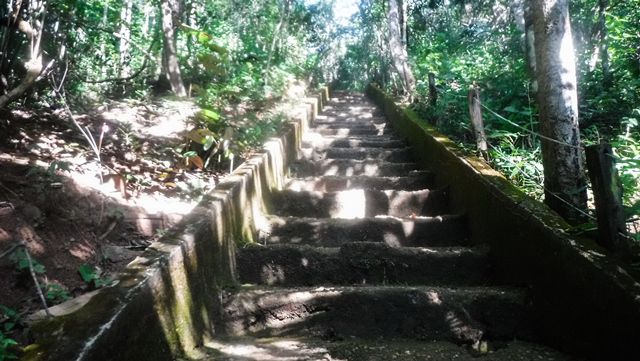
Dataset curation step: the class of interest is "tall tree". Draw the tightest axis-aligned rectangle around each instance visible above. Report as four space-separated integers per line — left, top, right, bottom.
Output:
160 0 186 96
532 0 587 223
118 0 134 78
0 0 47 109
386 0 415 97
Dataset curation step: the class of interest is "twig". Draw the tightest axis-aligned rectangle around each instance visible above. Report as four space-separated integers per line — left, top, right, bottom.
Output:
0 242 20 259
0 181 19 197
19 242 52 318
98 221 117 241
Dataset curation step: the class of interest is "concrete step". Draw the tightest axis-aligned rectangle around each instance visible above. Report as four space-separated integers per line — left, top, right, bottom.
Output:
312 122 388 130
218 285 532 343
203 337 575 361
289 159 421 177
301 146 415 162
285 173 435 192
237 243 491 287
302 135 407 149
259 215 469 247
270 188 448 218
307 127 395 137
314 115 387 124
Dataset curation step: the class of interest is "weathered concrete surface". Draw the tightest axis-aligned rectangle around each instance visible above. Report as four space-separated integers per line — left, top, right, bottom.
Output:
366 84 640 360
285 173 435 192
218 285 530 343
237 242 491 286
269 188 448 218
259 214 469 247
21 89 329 361
200 337 576 361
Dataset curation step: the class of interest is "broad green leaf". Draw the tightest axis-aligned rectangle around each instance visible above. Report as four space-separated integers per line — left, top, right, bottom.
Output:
200 109 220 120
78 264 98 283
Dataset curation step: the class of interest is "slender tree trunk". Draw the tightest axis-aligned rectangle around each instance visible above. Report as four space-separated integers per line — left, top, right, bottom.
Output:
524 0 537 94
118 0 134 78
160 0 186 96
399 0 407 47
532 0 587 223
386 0 415 97
99 1 109 78
597 0 612 88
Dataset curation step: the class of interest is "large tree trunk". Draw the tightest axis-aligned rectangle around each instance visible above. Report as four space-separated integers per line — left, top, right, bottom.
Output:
532 0 587 223
160 0 186 96
386 0 415 97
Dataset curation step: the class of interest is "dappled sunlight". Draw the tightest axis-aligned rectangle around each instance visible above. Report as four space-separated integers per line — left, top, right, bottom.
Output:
333 189 366 218
204 338 337 360
261 264 286 285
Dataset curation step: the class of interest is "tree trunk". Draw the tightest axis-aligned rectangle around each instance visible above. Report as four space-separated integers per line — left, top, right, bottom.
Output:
160 0 186 96
386 0 415 97
0 1 46 109
118 0 134 78
532 0 587 223
524 0 537 94
597 0 612 88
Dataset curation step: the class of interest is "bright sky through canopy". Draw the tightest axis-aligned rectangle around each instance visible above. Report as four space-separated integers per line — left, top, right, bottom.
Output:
333 0 359 25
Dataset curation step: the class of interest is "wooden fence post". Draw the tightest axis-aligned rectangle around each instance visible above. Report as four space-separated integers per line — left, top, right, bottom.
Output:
428 72 437 107
467 82 488 159
585 143 630 254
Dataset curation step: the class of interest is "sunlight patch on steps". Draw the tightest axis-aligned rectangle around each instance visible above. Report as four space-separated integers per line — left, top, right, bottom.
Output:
204 338 340 361
333 189 365 218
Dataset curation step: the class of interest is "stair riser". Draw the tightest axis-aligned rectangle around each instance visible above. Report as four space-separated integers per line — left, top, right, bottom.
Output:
285 174 435 192
290 160 420 177
237 244 490 286
314 117 387 124
302 138 407 150
270 189 448 218
219 287 530 343
301 147 415 162
260 216 468 247
312 123 388 131
310 128 394 136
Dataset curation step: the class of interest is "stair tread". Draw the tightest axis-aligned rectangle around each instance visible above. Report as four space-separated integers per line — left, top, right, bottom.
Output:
220 284 531 342
203 337 576 361
285 175 435 192
237 243 490 286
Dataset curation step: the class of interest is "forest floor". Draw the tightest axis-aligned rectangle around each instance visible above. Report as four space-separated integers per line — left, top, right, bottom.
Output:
0 95 280 341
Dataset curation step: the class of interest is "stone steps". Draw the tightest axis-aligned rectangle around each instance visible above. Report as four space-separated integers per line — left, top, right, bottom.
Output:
259 215 468 247
215 92 574 360
302 136 407 149
203 338 575 361
219 285 532 343
285 173 435 192
301 146 415 162
289 159 420 177
237 242 491 287
269 188 448 218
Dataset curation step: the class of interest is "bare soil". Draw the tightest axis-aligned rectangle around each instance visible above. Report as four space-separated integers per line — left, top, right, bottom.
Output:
0 97 228 342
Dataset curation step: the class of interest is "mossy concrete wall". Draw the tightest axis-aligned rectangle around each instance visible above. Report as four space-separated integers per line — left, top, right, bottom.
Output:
22 90 328 361
366 84 640 360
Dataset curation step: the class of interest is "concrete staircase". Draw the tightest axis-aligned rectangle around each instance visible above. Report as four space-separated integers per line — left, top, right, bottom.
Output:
205 93 575 360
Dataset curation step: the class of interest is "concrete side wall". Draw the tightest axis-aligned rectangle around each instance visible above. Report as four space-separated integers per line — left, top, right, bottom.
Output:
22 91 327 361
366 84 640 360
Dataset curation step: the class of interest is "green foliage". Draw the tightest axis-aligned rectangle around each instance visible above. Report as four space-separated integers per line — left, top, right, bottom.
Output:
0 306 20 360
78 264 109 288
9 249 45 274
45 284 72 304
